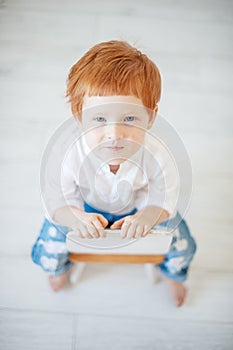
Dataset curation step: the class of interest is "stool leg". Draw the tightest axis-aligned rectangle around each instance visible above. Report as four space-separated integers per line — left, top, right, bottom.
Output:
69 263 87 284
144 264 160 284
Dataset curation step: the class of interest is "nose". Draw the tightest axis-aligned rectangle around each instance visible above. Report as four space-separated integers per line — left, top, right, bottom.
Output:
105 123 124 140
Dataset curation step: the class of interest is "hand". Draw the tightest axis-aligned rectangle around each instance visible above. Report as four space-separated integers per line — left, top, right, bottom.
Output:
71 208 108 239
110 206 169 239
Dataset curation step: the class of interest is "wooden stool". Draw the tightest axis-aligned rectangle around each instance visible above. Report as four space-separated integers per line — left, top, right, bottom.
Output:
67 229 171 283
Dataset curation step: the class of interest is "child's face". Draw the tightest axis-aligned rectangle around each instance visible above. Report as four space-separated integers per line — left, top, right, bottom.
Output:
80 95 156 165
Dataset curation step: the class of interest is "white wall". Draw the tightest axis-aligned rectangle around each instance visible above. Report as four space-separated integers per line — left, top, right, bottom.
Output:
0 0 232 270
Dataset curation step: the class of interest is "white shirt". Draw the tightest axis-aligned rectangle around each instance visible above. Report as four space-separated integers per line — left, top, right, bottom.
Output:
41 118 180 223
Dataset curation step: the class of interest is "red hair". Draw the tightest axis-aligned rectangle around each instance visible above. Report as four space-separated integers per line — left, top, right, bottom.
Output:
66 40 161 119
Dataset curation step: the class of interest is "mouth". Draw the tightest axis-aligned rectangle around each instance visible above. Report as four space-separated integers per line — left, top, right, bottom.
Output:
105 146 124 151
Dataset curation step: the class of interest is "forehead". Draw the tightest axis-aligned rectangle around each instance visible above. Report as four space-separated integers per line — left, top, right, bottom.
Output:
81 96 150 121
82 95 145 110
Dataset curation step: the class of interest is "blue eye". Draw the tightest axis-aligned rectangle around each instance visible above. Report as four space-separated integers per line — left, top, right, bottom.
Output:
124 116 135 122
96 117 106 122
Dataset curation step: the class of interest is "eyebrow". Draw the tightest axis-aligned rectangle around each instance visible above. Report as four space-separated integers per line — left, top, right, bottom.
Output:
123 111 139 115
86 107 145 118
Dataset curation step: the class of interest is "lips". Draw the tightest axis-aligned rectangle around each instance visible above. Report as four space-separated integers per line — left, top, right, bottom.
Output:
106 146 124 151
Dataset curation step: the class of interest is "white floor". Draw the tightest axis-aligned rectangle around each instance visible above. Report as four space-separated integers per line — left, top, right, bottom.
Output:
0 1 233 349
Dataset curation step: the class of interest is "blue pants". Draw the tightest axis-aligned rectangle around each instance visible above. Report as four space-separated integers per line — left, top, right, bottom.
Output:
31 204 196 282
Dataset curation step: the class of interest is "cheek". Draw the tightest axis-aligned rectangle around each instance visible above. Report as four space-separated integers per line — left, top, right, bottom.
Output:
127 130 145 145
84 130 103 149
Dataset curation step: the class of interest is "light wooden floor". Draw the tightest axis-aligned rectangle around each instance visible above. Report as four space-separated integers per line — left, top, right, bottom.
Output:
0 1 233 349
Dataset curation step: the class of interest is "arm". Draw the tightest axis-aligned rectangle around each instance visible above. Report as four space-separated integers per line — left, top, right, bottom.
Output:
53 205 108 238
42 140 108 238
111 141 178 239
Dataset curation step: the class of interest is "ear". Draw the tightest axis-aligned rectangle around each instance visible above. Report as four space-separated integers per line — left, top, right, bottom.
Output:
147 105 158 129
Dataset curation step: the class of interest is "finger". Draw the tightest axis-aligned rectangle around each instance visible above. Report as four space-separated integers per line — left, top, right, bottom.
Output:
80 225 94 239
86 222 100 238
121 220 132 238
125 222 138 239
96 214 109 228
110 218 125 230
142 225 151 237
134 225 144 239
92 219 106 238
75 228 84 239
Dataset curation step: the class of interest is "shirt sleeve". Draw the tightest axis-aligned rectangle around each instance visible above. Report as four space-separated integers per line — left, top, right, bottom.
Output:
41 141 84 223
61 149 84 211
134 144 179 218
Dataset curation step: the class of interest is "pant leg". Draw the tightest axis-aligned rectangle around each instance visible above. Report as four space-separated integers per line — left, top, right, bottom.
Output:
31 218 74 276
157 212 197 282
31 204 137 275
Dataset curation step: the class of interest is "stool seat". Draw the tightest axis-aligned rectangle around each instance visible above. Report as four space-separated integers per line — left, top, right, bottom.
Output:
67 229 172 265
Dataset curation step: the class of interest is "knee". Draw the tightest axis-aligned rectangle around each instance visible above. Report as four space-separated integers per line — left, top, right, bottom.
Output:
172 234 197 259
38 218 69 242
177 219 197 256
186 235 197 258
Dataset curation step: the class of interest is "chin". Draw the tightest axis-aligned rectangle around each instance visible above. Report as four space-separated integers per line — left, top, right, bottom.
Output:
108 159 126 166
101 156 126 165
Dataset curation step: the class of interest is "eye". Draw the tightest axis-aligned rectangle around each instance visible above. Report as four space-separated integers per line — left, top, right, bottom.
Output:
95 116 106 122
124 116 135 122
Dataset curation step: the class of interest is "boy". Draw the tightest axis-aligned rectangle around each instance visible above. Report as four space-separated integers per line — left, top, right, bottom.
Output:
32 40 196 306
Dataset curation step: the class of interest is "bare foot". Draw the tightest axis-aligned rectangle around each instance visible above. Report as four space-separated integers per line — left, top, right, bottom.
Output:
48 270 70 292
161 275 187 307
